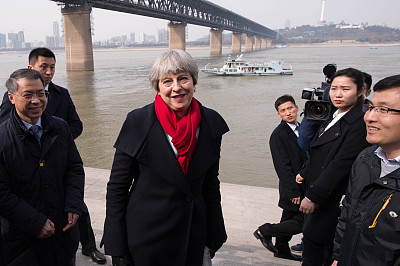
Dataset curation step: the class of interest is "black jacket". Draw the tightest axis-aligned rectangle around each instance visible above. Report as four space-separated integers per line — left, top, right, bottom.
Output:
333 146 400 265
0 108 85 265
102 102 228 266
270 120 307 212
299 103 370 243
0 82 83 139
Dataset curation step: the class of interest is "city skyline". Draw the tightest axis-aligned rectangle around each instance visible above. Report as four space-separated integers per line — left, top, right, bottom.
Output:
1 0 399 44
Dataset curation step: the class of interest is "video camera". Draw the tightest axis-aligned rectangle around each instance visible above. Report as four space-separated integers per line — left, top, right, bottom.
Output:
301 64 337 120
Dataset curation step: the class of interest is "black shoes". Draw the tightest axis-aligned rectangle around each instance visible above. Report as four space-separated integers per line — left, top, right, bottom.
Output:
253 230 278 253
274 252 303 261
82 249 107 264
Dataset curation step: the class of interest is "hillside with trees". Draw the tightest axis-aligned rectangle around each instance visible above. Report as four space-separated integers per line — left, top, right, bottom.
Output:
276 23 400 44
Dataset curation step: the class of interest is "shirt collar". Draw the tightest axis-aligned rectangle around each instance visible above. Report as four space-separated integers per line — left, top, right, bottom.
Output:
375 146 400 165
332 109 349 119
21 117 42 130
286 122 299 132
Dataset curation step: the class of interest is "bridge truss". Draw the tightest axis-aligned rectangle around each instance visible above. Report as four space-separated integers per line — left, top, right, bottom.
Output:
50 0 277 39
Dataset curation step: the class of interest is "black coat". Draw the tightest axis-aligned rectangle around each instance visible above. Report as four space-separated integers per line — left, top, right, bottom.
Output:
0 82 83 139
102 102 228 266
299 103 370 243
333 146 400 265
0 109 85 265
269 121 307 212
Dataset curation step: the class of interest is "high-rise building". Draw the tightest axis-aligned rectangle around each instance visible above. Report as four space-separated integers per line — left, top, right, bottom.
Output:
53 21 60 47
8 33 19 48
17 31 25 43
139 32 146 43
46 36 56 48
0 33 6 48
158 28 168 43
130 32 135 43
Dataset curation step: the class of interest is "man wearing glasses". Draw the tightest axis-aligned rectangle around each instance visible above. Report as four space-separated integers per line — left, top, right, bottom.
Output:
0 68 84 265
332 75 400 265
0 47 107 264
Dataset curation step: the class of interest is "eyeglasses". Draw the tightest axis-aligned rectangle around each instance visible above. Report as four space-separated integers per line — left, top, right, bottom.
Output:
13 91 48 101
363 104 400 115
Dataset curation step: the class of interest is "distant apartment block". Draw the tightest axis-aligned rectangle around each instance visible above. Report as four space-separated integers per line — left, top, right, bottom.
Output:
158 28 168 43
0 33 6 48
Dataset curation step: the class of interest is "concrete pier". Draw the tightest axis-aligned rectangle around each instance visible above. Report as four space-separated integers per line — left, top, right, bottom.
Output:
76 167 301 265
168 22 187 50
210 28 223 56
62 4 94 71
261 38 268 49
254 37 262 51
245 35 254 52
232 33 242 54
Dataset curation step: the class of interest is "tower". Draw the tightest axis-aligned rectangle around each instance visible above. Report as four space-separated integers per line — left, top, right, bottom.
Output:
318 0 326 25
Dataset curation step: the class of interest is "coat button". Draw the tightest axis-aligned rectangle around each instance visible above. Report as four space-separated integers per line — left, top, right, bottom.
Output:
383 180 388 185
186 195 192 202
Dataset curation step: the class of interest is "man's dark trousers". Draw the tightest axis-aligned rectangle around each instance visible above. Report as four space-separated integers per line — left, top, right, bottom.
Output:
259 210 304 253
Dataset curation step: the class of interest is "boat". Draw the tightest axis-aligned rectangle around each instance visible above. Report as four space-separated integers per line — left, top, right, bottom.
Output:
201 54 293 76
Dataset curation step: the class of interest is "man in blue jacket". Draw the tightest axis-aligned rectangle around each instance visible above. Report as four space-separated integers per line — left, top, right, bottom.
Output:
0 47 106 264
332 75 400 265
0 68 84 265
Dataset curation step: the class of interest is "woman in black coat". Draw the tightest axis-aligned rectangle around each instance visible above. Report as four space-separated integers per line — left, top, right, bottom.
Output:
296 68 370 265
102 50 228 266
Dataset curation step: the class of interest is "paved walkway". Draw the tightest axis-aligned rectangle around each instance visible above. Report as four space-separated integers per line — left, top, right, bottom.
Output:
77 167 302 266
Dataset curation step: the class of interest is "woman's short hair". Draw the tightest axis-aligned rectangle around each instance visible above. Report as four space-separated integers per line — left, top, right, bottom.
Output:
149 49 198 91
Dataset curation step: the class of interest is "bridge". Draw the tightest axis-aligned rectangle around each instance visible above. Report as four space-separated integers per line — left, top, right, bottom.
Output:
50 0 278 71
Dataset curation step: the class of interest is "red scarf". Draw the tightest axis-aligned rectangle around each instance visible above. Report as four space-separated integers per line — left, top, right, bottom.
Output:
155 94 201 175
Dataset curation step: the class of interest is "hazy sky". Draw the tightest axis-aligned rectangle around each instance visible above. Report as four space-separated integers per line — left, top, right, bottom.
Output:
1 0 399 42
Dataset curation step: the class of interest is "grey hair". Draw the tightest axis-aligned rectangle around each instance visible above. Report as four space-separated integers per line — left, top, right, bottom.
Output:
6 68 45 94
149 49 198 91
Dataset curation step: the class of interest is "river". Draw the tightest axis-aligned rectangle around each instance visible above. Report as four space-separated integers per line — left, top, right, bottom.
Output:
0 45 399 188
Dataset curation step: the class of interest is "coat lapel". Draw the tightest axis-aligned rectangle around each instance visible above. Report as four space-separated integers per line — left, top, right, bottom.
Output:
282 121 299 147
136 120 191 195
186 119 219 180
313 120 341 146
46 83 61 115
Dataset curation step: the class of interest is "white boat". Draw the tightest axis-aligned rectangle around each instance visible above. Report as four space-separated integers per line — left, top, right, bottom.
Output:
201 54 293 76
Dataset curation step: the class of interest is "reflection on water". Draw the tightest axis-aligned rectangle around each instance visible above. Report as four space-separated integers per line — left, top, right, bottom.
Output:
1 46 399 188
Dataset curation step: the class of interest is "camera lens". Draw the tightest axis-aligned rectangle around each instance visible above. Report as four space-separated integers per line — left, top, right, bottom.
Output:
310 104 327 118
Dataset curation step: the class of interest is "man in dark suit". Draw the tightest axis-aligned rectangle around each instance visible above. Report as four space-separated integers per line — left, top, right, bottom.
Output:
254 95 306 261
0 68 84 265
0 48 106 264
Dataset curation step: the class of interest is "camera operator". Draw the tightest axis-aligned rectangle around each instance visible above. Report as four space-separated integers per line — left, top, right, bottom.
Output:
295 68 370 266
298 64 337 157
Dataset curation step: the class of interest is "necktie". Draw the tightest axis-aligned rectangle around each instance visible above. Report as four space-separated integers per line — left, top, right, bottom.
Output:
29 125 42 144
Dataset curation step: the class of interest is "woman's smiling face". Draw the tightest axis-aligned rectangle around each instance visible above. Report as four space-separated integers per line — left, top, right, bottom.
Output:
158 71 195 118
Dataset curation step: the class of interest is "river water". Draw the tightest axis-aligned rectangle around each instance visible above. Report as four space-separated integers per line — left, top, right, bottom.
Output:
0 45 399 188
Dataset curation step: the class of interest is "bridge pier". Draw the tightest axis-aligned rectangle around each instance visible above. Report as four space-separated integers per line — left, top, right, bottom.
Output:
210 29 223 56
261 38 268 49
168 22 186 50
62 4 94 71
232 33 242 54
254 37 262 50
245 35 254 52
266 38 273 49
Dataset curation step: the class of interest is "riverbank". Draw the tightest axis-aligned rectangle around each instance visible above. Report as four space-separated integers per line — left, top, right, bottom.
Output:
287 41 400 48
77 167 301 265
